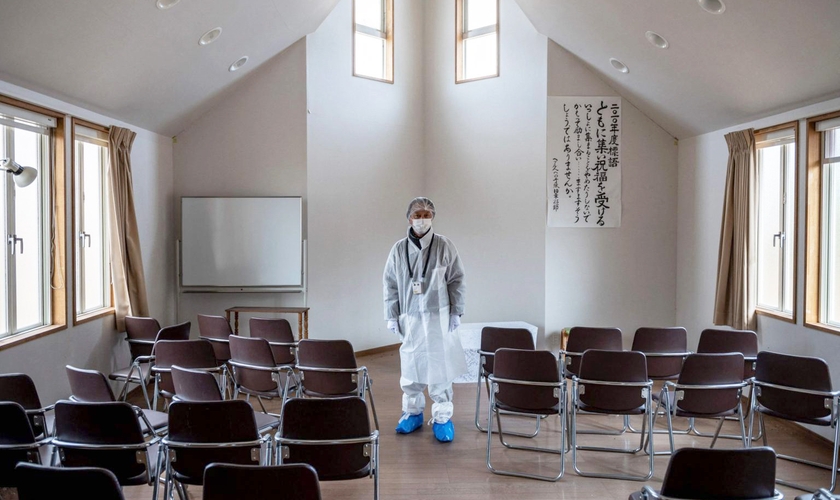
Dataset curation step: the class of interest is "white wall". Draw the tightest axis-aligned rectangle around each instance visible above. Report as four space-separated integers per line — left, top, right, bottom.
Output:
306 0 426 349
173 39 308 333
545 42 679 349
677 95 840 439
0 80 175 405
424 0 548 344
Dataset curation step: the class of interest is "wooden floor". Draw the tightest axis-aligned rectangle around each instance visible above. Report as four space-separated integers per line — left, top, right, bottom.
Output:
111 350 835 499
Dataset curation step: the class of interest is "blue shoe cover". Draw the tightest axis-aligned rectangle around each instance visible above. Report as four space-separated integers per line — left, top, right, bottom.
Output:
433 420 454 442
395 412 424 434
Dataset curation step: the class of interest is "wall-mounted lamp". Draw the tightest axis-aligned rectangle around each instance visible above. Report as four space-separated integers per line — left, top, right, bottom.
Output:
0 158 37 188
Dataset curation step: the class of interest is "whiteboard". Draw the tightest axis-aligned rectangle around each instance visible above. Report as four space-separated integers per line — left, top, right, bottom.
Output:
180 197 303 289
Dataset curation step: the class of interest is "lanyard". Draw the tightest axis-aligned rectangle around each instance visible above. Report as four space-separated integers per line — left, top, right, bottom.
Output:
406 234 435 280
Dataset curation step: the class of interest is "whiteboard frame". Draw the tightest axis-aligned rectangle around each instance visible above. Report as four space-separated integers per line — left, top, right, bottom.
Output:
177 196 305 293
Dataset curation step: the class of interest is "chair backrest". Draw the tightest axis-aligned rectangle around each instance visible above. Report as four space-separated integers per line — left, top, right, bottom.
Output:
280 397 371 481
66 366 116 403
297 339 359 396
54 400 148 485
479 327 535 376
0 373 48 438
124 316 161 360
250 317 296 365
171 366 223 402
579 349 649 413
203 463 321 500
492 348 560 414
565 327 623 377
166 400 261 485
0 402 39 488
755 351 833 422
697 328 758 379
15 463 125 500
154 321 192 346
676 353 745 415
660 447 777 499
197 314 233 362
631 327 688 380
229 335 279 393
154 339 219 397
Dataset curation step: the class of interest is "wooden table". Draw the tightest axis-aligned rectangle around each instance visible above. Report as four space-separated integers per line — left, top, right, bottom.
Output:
225 306 310 340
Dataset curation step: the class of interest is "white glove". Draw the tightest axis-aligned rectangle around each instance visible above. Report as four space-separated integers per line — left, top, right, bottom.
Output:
387 319 401 336
448 314 460 333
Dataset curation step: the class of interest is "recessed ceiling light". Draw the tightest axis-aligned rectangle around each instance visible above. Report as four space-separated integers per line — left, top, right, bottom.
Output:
229 56 249 72
199 28 222 46
698 0 726 14
609 58 629 74
645 31 669 49
156 0 180 10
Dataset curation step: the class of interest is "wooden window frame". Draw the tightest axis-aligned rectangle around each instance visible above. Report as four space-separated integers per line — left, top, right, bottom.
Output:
71 118 114 326
0 95 67 351
455 0 500 84
352 0 394 84
754 121 798 324
805 109 840 336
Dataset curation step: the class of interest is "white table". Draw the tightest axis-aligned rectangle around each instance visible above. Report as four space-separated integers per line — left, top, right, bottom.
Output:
453 321 539 384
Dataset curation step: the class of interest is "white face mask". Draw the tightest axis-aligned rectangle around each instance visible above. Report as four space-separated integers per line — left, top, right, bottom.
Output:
411 218 432 235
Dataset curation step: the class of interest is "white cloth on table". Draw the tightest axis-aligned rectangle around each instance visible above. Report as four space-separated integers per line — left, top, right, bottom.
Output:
452 321 539 384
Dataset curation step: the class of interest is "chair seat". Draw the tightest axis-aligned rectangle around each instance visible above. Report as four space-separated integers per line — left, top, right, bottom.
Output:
115 470 149 487
578 402 646 415
318 463 371 482
300 389 354 399
757 405 833 426
494 400 560 416
253 411 280 433
109 364 151 383
139 409 168 434
675 407 738 418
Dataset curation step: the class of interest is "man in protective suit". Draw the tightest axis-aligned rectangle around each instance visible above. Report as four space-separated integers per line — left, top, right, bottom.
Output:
383 197 466 443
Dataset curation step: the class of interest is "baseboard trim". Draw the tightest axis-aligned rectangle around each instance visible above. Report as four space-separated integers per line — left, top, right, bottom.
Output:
355 343 400 357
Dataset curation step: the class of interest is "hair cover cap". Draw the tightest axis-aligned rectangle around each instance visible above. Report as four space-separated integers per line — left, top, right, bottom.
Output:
406 197 436 220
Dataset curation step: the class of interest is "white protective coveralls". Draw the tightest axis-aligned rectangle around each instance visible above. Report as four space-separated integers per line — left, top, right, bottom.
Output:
383 227 467 423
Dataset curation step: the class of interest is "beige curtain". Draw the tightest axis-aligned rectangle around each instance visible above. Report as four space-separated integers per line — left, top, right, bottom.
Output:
713 128 757 330
108 126 149 331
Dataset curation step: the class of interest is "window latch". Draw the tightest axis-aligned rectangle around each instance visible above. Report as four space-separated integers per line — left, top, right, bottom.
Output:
773 232 784 247
79 232 91 248
7 234 23 254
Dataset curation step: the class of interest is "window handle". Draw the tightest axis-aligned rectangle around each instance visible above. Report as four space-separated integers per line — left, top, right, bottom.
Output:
773 232 785 247
79 232 91 248
8 234 23 254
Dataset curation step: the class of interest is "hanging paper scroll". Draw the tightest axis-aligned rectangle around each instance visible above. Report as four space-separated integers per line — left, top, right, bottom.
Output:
547 96 621 227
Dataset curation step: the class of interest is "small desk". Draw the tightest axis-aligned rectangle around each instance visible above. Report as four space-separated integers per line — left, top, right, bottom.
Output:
225 306 310 340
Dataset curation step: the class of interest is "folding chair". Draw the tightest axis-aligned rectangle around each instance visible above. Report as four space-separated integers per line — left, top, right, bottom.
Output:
228 335 296 419
249 317 299 368
654 353 748 455
160 400 271 500
65 365 168 436
197 314 237 396
570 349 654 481
203 463 322 500
475 326 539 437
0 402 50 489
629 447 782 500
275 397 379 500
749 351 840 493
51 400 161 499
108 316 160 404
0 373 54 439
296 339 379 430
15 463 125 500
485 348 565 481
151 338 226 411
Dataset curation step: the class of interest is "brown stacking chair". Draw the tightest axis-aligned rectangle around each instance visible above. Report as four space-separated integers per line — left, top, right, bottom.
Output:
108 316 160 406
485 348 565 482
151 338 225 411
171 365 279 434
749 351 840 493
629 447 782 500
0 402 49 489
275 396 379 500
203 463 322 500
15 463 125 500
249 317 298 367
570 349 654 481
655 353 748 455
228 336 296 418
198 314 237 397
65 365 167 436
160 400 270 500
0 374 54 440
295 339 379 431
51 400 161 499
475 327 539 436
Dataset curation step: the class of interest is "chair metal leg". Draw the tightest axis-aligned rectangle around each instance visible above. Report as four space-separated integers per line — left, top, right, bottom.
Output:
365 379 380 431
475 372 540 437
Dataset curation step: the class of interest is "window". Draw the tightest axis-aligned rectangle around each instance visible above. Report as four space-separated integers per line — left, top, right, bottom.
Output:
0 101 56 339
806 110 840 333
456 0 499 83
353 0 393 83
755 124 796 320
73 120 112 322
